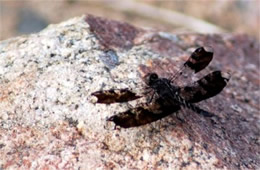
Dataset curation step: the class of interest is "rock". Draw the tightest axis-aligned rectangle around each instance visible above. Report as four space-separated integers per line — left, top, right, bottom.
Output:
0 14 259 169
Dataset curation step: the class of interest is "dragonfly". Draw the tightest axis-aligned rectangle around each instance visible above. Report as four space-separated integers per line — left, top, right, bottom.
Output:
92 47 230 128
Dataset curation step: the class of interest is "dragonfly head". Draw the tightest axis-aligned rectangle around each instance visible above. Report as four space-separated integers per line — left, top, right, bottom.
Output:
144 73 159 86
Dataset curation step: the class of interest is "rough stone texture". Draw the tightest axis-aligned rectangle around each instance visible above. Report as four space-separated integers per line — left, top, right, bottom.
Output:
0 15 259 169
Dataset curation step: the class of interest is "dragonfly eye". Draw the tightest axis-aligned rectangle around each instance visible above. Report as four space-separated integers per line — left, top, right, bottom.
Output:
149 73 158 82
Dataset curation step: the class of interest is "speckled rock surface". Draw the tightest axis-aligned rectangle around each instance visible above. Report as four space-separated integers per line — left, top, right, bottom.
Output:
0 15 259 169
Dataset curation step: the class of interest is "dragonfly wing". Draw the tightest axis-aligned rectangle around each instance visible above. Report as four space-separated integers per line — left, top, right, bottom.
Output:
92 89 141 104
179 71 230 103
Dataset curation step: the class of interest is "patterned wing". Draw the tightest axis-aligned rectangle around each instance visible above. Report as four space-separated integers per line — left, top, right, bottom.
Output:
179 71 230 103
183 46 214 73
107 97 181 128
92 89 141 104
170 46 214 83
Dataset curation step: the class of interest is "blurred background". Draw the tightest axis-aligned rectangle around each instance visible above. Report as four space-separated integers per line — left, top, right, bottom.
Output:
0 0 259 41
